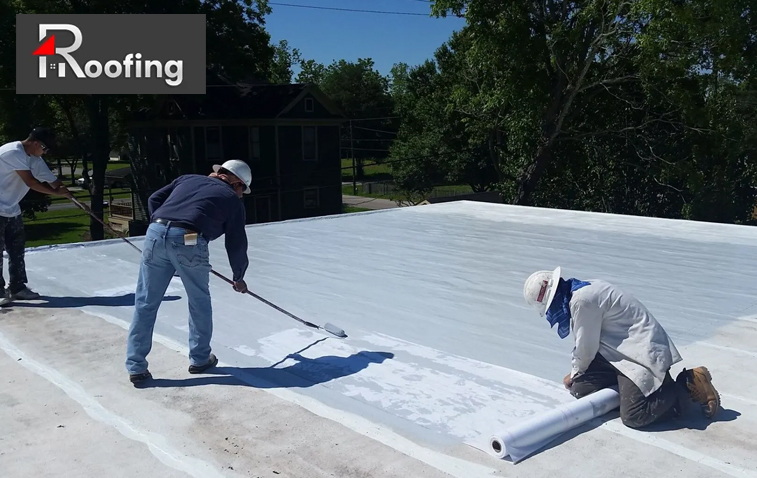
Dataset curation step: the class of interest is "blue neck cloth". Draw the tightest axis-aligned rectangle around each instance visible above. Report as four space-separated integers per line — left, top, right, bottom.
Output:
546 278 591 339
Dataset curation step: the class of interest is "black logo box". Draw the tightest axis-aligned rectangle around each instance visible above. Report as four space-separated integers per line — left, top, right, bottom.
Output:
16 14 206 94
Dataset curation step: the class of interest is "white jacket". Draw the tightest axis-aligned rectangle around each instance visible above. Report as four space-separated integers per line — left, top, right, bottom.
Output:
568 280 682 397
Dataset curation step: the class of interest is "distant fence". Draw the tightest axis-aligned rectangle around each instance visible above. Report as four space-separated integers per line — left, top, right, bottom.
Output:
362 181 397 196
361 180 474 199
427 187 475 199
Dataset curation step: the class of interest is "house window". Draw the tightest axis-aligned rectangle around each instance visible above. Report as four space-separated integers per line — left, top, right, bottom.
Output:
249 127 261 161
222 126 249 161
303 187 319 209
304 98 314 112
205 126 222 161
302 126 317 161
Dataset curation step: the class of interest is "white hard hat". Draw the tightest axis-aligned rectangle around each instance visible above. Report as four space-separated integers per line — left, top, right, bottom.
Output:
523 267 562 316
213 159 252 194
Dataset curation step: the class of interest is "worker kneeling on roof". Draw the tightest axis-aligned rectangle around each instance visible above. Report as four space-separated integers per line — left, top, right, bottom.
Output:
523 267 720 428
126 160 252 386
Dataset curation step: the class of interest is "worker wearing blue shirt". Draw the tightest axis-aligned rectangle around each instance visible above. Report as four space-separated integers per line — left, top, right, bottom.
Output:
126 159 253 386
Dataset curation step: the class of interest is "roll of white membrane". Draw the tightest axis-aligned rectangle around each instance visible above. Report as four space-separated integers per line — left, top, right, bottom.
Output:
489 387 620 463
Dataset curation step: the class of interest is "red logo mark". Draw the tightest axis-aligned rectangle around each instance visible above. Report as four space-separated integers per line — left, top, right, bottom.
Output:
33 36 56 56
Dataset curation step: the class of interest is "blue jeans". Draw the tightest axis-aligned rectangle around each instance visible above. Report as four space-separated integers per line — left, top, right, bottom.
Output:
126 222 213 375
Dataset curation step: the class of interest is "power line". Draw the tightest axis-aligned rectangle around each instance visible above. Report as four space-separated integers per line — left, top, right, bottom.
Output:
268 2 431 16
353 126 398 135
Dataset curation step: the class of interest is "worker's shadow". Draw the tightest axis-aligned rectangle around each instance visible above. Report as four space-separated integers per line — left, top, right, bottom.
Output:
639 403 741 432
145 350 395 390
6 293 181 308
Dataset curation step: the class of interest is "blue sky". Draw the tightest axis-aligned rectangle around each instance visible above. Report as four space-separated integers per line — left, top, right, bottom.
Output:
262 0 466 78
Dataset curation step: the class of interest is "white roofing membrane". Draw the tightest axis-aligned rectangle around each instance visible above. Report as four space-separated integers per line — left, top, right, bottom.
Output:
9 201 757 476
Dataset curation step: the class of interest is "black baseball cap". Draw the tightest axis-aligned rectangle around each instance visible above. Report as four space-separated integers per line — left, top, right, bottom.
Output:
29 127 56 150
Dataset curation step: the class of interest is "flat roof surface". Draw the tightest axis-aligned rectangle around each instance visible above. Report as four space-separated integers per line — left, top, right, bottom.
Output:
1 201 755 478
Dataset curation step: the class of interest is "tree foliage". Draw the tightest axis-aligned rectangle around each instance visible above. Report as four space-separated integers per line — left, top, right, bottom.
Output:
387 0 757 223
296 58 395 179
3 0 756 234
0 0 278 239
270 39 302 84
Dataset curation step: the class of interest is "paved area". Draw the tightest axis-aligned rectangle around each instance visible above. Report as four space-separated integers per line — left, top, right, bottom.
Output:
342 195 399 210
0 308 456 478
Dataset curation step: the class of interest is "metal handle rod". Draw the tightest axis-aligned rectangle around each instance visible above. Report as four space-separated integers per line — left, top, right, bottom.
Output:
68 196 330 333
209 269 321 328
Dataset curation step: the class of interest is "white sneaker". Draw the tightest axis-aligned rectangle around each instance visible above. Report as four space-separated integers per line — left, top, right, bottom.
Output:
0 289 11 306
11 288 41 300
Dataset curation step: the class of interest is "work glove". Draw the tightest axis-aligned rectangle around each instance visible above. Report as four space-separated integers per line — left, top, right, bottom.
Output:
233 280 247 293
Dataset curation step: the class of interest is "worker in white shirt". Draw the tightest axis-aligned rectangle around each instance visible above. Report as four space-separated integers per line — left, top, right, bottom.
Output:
0 127 72 305
523 267 720 428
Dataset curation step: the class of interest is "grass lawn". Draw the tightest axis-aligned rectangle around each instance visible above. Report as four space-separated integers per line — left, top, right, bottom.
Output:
107 161 130 171
23 208 117 248
342 205 371 213
341 158 393 182
47 160 130 174
49 188 131 204
339 158 476 202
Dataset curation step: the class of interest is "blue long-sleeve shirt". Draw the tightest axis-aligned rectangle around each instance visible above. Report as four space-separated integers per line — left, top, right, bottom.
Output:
148 174 249 282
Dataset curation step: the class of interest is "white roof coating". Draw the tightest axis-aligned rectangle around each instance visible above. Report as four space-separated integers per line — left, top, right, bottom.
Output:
1 201 756 478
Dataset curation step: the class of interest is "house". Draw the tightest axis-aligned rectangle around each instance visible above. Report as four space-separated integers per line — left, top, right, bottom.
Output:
122 73 347 234
9 200 753 476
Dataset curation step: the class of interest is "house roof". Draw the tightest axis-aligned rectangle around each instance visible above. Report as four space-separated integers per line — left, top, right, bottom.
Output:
1 201 753 477
132 71 345 121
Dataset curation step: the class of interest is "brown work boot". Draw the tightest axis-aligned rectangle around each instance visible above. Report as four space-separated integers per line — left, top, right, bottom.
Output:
680 367 720 418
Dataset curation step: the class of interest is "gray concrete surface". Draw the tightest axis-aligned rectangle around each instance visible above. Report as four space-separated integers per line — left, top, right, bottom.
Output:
0 308 459 478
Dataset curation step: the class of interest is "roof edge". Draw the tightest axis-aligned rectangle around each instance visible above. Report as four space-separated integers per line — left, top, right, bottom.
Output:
25 237 139 255
22 209 400 256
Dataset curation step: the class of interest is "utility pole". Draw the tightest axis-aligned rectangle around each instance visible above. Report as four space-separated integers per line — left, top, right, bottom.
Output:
350 120 356 195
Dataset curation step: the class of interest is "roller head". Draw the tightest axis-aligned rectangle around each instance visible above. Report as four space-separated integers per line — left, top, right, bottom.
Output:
489 436 507 459
323 322 347 338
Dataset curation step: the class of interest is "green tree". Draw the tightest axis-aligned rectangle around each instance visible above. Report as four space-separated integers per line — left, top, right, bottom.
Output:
631 0 757 223
319 59 395 179
407 0 757 223
389 32 516 202
430 0 651 205
270 39 302 84
1 0 277 240
294 58 395 180
295 59 327 84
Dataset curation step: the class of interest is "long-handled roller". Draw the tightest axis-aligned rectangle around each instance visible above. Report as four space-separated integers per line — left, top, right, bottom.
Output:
69 197 347 338
208 269 346 337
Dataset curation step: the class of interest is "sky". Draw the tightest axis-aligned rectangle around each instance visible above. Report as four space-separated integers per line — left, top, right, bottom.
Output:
262 0 466 78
